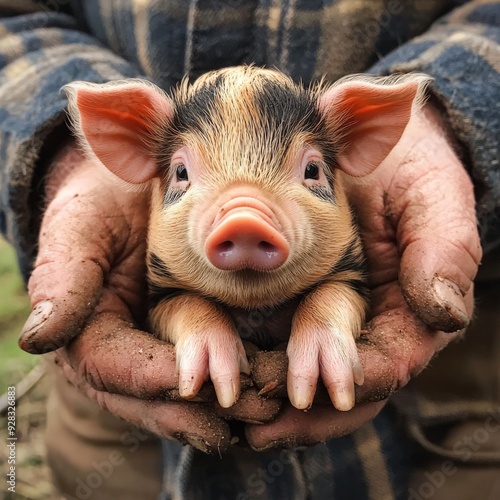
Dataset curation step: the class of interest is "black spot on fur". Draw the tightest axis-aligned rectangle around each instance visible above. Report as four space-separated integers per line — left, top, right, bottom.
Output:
148 253 174 279
308 185 335 203
172 74 226 135
254 80 318 137
163 189 185 206
147 283 184 309
331 237 366 276
328 236 369 299
158 71 340 175
254 80 339 172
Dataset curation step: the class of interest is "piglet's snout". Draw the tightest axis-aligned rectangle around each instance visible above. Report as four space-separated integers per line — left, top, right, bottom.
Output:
205 197 289 271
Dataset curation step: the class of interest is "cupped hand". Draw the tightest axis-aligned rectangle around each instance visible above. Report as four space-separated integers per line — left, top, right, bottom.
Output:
18 142 278 452
246 101 482 450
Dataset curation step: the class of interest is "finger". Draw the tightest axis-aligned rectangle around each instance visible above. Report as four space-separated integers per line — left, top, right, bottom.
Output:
215 388 282 424
399 225 480 332
373 164 479 332
56 356 230 454
381 112 479 331
19 192 110 353
246 400 385 451
58 312 180 398
20 159 149 354
395 156 480 331
345 105 481 332
20 269 103 354
356 282 472 396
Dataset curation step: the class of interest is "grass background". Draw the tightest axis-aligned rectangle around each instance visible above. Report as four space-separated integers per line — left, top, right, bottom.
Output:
0 238 37 392
0 237 55 499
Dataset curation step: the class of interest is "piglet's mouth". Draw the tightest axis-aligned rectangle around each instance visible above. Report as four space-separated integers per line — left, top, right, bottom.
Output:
205 197 289 271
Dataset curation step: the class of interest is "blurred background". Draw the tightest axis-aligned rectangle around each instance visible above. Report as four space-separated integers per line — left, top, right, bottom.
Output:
0 236 55 499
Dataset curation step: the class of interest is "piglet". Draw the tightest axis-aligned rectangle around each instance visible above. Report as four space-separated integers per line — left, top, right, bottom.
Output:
64 67 429 411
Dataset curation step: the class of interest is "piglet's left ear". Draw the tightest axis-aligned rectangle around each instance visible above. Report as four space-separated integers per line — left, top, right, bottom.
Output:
64 80 174 184
318 75 430 177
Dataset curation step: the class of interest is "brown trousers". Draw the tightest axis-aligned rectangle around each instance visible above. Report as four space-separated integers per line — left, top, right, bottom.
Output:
46 251 500 500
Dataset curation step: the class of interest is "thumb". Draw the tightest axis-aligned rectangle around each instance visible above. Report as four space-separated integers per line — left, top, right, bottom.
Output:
19 188 107 353
18 149 117 354
399 234 478 332
390 105 482 332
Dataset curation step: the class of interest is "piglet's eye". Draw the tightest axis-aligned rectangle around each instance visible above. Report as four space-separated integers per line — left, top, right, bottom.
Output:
176 164 188 181
304 163 320 180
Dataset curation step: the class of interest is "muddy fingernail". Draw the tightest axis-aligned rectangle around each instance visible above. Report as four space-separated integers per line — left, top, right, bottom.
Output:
432 276 469 331
19 301 53 351
331 386 354 412
185 434 210 453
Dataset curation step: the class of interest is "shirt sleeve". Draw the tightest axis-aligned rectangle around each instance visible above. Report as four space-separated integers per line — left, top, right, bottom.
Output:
0 2 145 279
369 0 500 253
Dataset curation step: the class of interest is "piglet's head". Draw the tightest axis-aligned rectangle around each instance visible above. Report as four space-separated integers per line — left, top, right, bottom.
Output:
64 68 429 308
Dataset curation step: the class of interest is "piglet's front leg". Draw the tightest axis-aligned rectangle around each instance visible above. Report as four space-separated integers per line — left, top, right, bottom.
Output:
149 294 250 408
287 281 366 411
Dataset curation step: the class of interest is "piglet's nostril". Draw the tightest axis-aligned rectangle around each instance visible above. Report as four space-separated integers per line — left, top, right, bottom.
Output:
258 241 278 253
217 241 234 254
205 207 289 271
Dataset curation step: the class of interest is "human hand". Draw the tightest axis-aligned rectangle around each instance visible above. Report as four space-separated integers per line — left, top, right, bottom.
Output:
245 101 482 450
18 143 279 452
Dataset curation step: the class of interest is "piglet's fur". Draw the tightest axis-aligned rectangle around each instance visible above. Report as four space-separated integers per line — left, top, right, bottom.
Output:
65 67 429 410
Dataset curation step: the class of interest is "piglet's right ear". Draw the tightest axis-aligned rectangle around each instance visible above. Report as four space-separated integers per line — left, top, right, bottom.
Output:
318 74 430 177
64 80 174 184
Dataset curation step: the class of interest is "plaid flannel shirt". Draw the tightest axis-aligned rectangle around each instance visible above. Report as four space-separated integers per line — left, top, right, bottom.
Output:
0 1 499 499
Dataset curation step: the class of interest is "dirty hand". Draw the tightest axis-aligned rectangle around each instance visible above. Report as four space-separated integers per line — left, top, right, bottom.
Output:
18 142 278 453
246 101 482 450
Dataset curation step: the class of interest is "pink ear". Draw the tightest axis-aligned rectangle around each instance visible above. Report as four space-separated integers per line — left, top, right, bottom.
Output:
319 76 427 177
64 81 174 184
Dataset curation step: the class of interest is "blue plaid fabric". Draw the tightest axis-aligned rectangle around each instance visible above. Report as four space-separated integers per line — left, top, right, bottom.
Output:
158 404 418 499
